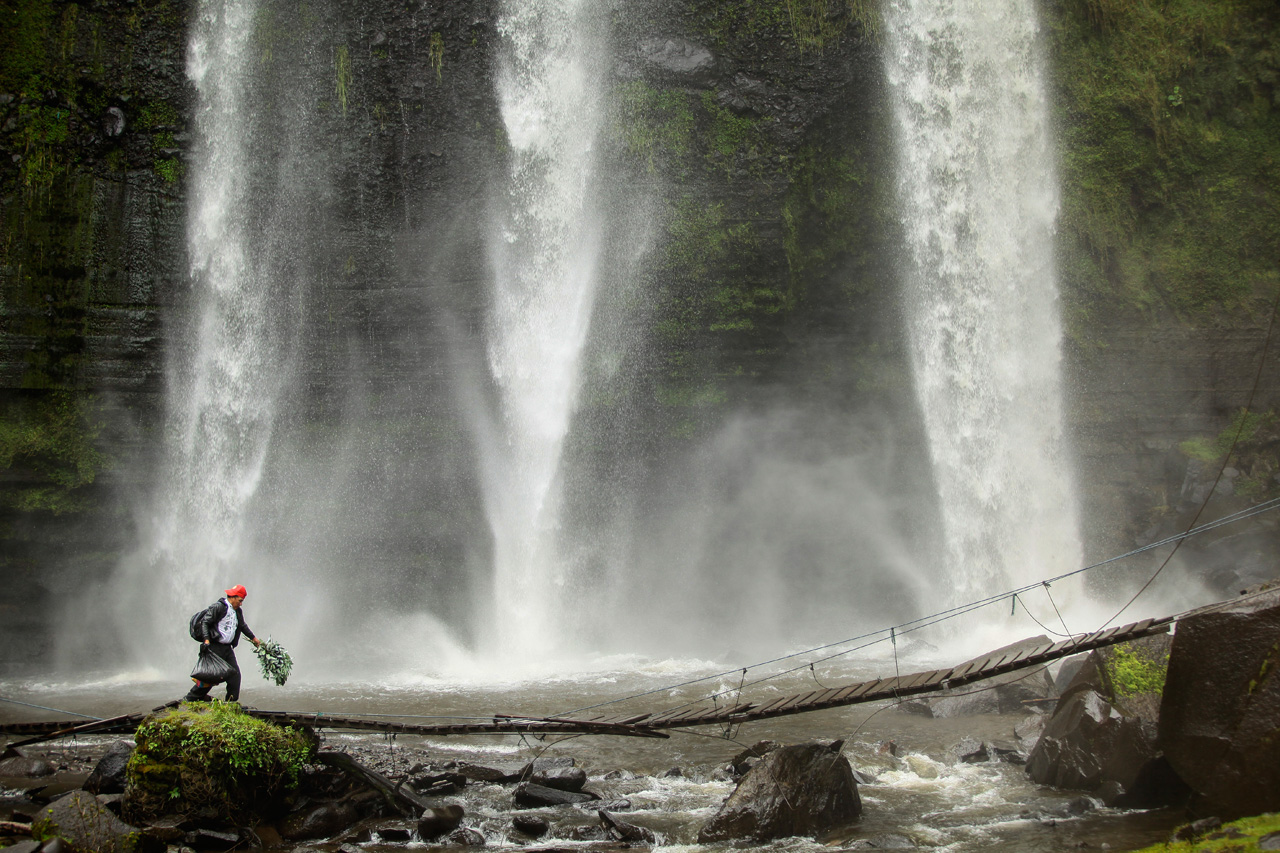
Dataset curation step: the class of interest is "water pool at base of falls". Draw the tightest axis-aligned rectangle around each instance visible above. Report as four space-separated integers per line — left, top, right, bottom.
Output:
1 659 1183 852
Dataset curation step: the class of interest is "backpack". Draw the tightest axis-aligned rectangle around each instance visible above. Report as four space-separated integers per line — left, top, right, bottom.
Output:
189 605 211 642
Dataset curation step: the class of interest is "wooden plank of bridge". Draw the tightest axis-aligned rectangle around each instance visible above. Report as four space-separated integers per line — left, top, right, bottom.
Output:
805 687 848 709
899 669 940 692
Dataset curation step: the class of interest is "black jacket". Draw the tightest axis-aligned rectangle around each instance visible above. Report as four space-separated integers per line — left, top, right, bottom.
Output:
197 598 257 648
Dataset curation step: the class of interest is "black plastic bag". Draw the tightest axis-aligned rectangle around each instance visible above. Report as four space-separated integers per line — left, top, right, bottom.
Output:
190 647 235 684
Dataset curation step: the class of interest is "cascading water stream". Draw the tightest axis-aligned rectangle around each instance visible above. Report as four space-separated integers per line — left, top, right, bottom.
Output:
148 0 284 617
882 0 1083 607
482 0 607 662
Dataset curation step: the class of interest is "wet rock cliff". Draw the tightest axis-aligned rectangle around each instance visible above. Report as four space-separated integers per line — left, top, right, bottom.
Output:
1 0 1278 668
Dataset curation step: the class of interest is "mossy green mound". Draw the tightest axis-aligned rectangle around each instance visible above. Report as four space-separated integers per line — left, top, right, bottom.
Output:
1128 813 1280 851
123 701 315 826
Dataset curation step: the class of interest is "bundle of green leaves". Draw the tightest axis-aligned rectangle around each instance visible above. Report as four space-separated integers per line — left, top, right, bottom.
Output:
254 638 293 686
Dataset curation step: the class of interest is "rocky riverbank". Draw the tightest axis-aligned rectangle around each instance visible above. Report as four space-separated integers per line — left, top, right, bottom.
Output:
2 585 1277 852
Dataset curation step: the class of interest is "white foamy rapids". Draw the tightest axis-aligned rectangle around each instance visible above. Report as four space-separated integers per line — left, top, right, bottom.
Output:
148 0 280 614
482 0 606 661
883 0 1082 607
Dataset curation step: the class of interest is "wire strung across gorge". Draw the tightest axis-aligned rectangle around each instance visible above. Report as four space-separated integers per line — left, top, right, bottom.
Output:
545 495 1280 725
0 696 102 720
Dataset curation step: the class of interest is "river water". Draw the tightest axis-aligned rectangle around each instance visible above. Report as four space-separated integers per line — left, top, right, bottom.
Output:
1 653 1181 852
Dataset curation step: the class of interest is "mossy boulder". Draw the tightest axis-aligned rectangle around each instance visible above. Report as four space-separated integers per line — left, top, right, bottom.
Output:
122 702 315 826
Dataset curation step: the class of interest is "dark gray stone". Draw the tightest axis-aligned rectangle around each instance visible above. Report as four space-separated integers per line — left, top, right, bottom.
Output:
528 765 586 792
511 814 548 837
599 809 656 844
0 757 56 778
34 791 150 853
446 827 485 846
416 804 465 839
1160 589 1280 817
279 802 359 841
84 741 134 795
359 820 412 842
698 741 860 842
513 782 599 808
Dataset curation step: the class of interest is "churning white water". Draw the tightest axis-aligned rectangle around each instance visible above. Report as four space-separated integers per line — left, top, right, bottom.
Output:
150 0 284 611
882 0 1082 606
482 0 607 661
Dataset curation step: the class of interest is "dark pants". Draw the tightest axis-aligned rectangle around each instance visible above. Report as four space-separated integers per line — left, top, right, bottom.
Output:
184 643 242 703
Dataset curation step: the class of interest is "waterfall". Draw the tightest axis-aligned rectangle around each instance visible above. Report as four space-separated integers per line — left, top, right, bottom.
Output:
882 0 1082 605
146 0 289 620
481 0 607 660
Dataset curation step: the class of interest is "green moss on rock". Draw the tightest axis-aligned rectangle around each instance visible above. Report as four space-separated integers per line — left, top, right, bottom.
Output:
1128 812 1280 852
124 702 315 826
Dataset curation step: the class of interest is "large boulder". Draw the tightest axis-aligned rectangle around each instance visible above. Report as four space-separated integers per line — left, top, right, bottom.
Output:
697 741 860 842
35 791 159 853
123 703 315 826
1027 638 1188 807
1159 588 1280 817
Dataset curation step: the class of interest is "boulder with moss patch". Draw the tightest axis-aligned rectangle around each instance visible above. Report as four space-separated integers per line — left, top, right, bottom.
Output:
122 702 315 827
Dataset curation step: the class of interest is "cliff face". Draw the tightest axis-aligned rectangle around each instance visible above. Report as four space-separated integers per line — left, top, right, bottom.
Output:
1 0 1277 667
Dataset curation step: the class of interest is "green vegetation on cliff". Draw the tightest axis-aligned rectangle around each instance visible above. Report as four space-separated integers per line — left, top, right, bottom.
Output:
1128 812 1280 852
1179 408 1279 499
1047 0 1280 326
0 392 113 515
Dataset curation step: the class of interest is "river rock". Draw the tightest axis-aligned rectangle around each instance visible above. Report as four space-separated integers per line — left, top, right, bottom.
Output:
729 741 780 777
409 771 465 795
36 791 158 853
280 801 359 841
526 763 586 792
513 782 598 808
140 814 192 844
84 741 134 795
1159 588 1280 817
697 741 860 842
511 814 548 837
599 809 656 843
355 819 413 842
446 827 485 845
0 756 56 778
417 804 465 839
455 761 523 783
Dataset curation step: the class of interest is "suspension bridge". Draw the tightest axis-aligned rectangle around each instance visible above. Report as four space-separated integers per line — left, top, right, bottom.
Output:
0 613 1173 745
